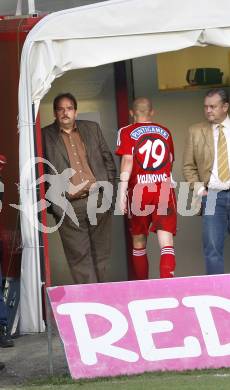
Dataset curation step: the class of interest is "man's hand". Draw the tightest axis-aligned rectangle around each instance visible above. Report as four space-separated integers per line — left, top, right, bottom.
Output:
197 186 208 197
119 190 128 214
118 179 129 214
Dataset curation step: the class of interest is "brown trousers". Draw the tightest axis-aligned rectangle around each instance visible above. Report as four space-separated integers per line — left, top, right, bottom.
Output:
55 195 112 284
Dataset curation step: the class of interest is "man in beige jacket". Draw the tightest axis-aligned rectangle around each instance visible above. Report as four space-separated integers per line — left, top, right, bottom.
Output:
183 88 230 275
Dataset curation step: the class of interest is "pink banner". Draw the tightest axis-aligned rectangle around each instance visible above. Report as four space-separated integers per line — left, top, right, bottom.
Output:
47 275 230 379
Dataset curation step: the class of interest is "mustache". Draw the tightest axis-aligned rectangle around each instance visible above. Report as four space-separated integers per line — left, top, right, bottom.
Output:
62 116 70 119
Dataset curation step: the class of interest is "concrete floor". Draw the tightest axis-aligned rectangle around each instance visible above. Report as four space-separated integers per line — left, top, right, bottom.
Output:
0 330 69 387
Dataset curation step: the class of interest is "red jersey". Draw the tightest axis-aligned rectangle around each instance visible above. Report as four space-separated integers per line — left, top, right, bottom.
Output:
116 122 174 187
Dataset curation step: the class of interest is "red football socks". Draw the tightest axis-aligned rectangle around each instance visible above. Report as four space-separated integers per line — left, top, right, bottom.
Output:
160 246 175 278
132 247 149 280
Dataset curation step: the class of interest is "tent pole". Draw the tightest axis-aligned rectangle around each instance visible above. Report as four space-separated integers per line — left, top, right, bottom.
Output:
32 103 46 291
32 103 51 289
46 290 54 376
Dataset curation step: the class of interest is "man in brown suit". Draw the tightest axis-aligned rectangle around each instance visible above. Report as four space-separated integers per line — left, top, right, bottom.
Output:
183 88 230 275
42 93 116 284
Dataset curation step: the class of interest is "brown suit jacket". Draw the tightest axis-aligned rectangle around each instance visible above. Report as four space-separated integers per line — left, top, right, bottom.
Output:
183 121 214 193
42 120 117 216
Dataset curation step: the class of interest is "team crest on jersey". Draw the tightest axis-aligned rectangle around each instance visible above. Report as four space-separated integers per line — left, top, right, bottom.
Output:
130 125 169 140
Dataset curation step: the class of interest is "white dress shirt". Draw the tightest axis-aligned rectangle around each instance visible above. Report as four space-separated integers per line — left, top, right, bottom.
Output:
208 115 230 190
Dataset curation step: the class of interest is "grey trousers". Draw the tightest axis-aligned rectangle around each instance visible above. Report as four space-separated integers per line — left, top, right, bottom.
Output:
55 196 112 284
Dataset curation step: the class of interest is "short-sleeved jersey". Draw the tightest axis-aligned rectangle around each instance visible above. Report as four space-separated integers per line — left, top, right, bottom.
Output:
116 122 174 188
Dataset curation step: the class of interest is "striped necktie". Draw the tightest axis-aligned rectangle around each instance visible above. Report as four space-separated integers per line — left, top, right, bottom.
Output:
217 124 230 182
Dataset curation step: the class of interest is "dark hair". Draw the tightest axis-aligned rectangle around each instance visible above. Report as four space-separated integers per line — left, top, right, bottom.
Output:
53 93 77 111
205 88 229 104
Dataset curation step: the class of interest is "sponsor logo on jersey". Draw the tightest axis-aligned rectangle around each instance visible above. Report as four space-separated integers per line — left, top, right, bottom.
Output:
130 126 169 141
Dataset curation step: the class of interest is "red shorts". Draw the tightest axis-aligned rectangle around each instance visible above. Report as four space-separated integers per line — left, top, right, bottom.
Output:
127 183 177 236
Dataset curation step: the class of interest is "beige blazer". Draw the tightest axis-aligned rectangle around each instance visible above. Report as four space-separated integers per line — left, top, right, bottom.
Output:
183 121 214 192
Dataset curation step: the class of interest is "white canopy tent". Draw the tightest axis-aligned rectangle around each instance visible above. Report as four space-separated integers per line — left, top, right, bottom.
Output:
18 0 230 332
